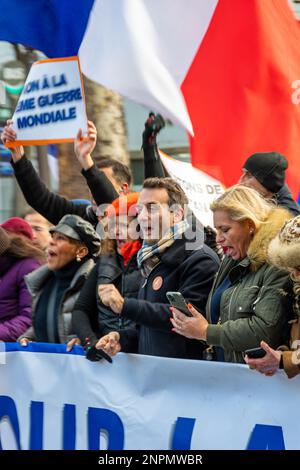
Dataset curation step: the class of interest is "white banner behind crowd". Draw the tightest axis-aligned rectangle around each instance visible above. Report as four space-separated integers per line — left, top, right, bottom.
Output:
160 152 224 227
0 344 299 450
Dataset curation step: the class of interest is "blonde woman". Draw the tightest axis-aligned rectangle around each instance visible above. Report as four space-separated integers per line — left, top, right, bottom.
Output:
171 185 293 363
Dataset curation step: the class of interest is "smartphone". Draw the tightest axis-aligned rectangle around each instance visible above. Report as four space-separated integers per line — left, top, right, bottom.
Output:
166 291 192 317
244 347 266 359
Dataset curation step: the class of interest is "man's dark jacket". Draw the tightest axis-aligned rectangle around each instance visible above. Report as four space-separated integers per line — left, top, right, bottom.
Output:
276 185 300 216
119 231 220 359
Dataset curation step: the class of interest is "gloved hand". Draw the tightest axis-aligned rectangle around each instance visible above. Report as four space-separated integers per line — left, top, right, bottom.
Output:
83 336 113 363
142 112 165 147
85 344 113 363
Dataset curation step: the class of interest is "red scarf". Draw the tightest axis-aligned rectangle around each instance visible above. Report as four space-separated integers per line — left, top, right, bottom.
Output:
120 240 142 266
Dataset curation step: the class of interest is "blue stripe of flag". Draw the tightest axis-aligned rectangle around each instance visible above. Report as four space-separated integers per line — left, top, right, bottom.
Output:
0 0 94 57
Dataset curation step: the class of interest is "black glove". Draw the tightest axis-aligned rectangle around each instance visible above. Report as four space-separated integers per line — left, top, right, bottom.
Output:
142 112 165 146
85 345 113 363
83 336 113 363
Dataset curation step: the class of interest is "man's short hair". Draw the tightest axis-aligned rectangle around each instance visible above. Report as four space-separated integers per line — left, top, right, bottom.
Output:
97 158 132 186
142 177 188 208
22 208 39 218
22 208 52 226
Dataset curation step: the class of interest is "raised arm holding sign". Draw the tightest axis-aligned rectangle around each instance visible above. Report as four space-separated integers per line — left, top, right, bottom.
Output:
1 119 119 226
0 53 128 224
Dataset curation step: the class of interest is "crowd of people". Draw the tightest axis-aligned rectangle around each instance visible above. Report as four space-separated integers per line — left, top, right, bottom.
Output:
1 113 300 380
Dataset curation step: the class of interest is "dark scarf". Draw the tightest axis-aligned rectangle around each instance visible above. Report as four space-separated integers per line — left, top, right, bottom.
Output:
34 259 80 343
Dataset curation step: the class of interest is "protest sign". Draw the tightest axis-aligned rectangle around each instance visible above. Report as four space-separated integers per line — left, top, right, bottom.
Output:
160 151 224 227
6 57 87 147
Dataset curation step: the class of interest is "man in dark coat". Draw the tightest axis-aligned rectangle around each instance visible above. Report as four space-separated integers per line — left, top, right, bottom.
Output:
97 177 220 359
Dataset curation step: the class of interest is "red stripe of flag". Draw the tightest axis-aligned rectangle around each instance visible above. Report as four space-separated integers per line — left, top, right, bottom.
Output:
182 0 300 196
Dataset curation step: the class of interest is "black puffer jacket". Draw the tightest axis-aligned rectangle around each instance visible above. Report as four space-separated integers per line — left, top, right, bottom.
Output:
72 252 141 346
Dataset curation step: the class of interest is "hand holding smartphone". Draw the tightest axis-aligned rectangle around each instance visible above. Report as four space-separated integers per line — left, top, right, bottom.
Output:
166 291 192 317
244 347 266 359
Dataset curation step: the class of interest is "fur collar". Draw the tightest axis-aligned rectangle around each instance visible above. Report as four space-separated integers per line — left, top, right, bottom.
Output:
247 207 291 271
269 232 300 271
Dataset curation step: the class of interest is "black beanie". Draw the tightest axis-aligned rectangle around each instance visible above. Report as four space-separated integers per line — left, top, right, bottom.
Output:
243 151 288 193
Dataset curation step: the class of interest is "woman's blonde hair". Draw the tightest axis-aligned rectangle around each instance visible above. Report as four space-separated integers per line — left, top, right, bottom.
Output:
210 184 275 229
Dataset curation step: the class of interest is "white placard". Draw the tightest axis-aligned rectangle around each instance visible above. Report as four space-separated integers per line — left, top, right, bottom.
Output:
8 57 87 146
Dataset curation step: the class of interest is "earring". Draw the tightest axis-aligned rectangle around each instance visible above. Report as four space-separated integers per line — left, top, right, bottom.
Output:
76 255 81 262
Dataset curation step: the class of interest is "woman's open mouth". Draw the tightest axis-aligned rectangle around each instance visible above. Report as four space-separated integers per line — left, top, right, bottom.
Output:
47 249 57 259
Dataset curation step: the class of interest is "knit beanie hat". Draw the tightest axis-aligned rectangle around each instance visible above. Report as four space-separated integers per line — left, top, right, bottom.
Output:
268 216 300 270
243 152 288 193
1 217 34 240
0 227 11 256
106 192 140 218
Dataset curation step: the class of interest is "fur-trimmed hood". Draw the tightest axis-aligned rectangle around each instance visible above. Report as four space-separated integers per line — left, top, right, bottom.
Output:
268 215 300 270
247 207 292 271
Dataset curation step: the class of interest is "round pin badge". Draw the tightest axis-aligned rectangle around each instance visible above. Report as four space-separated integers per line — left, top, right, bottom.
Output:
152 276 163 291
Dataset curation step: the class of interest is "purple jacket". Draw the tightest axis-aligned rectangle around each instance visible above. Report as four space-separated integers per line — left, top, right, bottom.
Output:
0 256 41 341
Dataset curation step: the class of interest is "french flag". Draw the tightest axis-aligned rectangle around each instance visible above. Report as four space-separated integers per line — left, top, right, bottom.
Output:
1 0 300 195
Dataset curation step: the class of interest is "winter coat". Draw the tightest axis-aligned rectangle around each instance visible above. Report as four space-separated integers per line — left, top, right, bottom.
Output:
19 259 94 343
275 278 300 378
0 256 41 341
206 207 293 363
275 185 300 217
72 252 140 345
120 231 220 359
280 315 300 378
